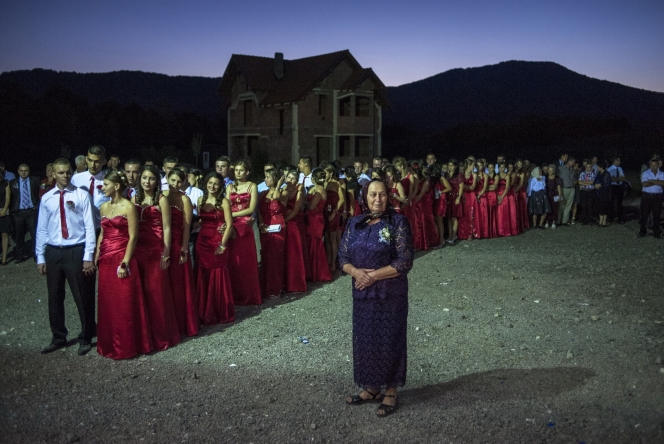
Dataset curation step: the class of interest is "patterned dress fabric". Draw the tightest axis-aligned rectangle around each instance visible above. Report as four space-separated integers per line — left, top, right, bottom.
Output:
134 204 181 350
196 207 234 324
305 194 331 282
169 205 199 336
97 215 152 359
338 212 414 390
227 189 262 305
259 194 287 297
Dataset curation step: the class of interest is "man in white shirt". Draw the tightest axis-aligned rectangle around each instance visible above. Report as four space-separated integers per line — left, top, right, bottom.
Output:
354 161 371 186
70 145 110 232
36 158 97 355
257 162 277 193
639 158 664 238
123 159 141 199
297 157 313 191
160 156 178 191
215 156 235 187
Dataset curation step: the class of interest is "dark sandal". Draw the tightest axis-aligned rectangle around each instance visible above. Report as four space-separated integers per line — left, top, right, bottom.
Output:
346 389 383 405
376 395 398 417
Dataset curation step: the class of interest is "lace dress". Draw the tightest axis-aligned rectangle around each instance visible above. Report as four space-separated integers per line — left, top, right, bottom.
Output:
337 212 414 390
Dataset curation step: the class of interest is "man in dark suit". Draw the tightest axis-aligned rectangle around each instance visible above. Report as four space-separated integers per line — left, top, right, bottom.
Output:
10 164 40 263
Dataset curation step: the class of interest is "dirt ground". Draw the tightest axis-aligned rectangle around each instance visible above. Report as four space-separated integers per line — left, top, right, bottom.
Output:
1 201 663 444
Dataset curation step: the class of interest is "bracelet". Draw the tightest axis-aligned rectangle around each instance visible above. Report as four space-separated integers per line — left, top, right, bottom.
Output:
179 250 188 257
161 255 170 261
119 261 127 270
218 243 226 250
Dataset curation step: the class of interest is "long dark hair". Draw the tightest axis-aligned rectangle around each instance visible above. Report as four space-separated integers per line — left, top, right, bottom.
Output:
135 164 163 206
201 172 225 210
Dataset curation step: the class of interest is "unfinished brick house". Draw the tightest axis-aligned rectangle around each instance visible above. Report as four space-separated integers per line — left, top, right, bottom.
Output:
218 50 387 166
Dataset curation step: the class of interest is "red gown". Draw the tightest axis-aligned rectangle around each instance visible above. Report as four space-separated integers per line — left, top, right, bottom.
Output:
290 189 311 281
515 176 530 230
486 179 499 238
97 215 152 360
169 205 199 336
389 185 402 214
496 179 513 237
475 177 489 239
458 174 477 240
306 194 331 282
324 186 341 232
421 181 439 247
259 194 287 297
284 194 307 293
400 174 421 244
134 205 181 350
196 207 234 324
412 180 427 250
447 174 465 219
433 180 448 218
227 189 262 305
508 182 521 235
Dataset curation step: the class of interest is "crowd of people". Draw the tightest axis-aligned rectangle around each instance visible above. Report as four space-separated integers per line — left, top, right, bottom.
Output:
0 146 663 363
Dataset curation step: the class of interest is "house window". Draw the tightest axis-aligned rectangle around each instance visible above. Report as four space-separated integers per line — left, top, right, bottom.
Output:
243 101 253 126
338 96 351 117
355 97 371 117
279 109 284 135
355 136 371 158
338 136 351 157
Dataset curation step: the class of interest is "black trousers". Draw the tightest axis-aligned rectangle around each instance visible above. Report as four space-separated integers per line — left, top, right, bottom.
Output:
45 244 96 344
640 192 663 236
610 185 625 221
13 208 37 259
579 190 596 224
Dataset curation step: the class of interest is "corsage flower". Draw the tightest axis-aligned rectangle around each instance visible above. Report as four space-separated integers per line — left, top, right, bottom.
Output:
66 201 75 210
379 226 391 244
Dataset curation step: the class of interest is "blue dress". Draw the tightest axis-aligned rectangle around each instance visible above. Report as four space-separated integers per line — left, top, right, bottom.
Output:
338 211 414 389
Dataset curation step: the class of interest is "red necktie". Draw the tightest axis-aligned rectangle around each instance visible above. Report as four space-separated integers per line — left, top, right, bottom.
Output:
59 191 70 239
89 176 95 197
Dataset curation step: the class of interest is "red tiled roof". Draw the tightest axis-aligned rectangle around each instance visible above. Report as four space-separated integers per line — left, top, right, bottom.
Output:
219 50 387 106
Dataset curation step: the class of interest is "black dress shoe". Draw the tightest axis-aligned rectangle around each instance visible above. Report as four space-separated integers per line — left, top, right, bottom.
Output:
78 343 92 356
41 342 66 354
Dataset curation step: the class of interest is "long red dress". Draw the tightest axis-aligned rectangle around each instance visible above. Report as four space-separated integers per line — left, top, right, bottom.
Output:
515 176 530 230
400 174 421 244
97 215 152 360
475 177 489 239
134 205 181 350
458 174 477 240
324 186 341 232
290 188 311 281
389 185 402 214
306 194 331 282
412 180 427 250
508 181 521 235
285 194 307 293
417 180 439 248
496 179 513 237
447 173 465 219
196 207 234 324
433 180 448 218
169 205 198 336
486 179 499 238
259 194 287 297
227 189 262 305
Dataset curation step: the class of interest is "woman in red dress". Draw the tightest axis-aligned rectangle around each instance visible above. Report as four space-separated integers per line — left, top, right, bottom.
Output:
393 157 419 245
166 168 198 337
513 160 530 231
132 165 181 350
485 164 499 238
258 168 288 299
39 163 56 198
446 159 465 244
196 173 234 325
283 169 307 293
95 171 152 359
430 163 451 246
496 162 513 237
506 161 521 235
226 160 262 305
323 164 345 274
413 166 439 249
384 165 407 214
305 168 331 282
474 159 489 239
457 159 478 241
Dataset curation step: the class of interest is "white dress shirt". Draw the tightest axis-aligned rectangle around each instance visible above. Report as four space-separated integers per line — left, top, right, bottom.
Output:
607 165 624 185
641 169 664 194
35 185 96 264
184 185 204 216
298 172 313 190
71 170 110 229
161 176 169 191
357 173 371 187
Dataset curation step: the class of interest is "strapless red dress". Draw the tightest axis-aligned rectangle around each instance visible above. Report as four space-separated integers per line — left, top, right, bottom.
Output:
169 205 198 336
486 179 498 238
433 180 448 218
324 187 341 232
227 190 262 305
97 215 152 359
475 178 488 239
420 181 439 247
400 174 421 245
305 194 331 282
285 195 307 293
447 173 465 219
259 194 287 297
134 205 181 350
389 186 402 214
196 207 235 324
496 180 512 237
508 184 520 235
458 174 477 240
515 177 530 230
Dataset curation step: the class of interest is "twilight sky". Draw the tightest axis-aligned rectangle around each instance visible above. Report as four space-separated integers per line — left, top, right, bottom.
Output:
2 0 663 92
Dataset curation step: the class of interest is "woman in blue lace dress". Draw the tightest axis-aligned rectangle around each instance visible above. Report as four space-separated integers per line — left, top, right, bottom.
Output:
338 179 414 417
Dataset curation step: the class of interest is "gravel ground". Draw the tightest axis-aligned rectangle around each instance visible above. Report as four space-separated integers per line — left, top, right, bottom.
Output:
1 209 663 443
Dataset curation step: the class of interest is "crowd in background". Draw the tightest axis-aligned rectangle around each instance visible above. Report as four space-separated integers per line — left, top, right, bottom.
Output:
0 146 663 359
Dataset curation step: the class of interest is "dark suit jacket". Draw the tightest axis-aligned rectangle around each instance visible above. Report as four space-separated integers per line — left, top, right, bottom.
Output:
9 176 40 212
